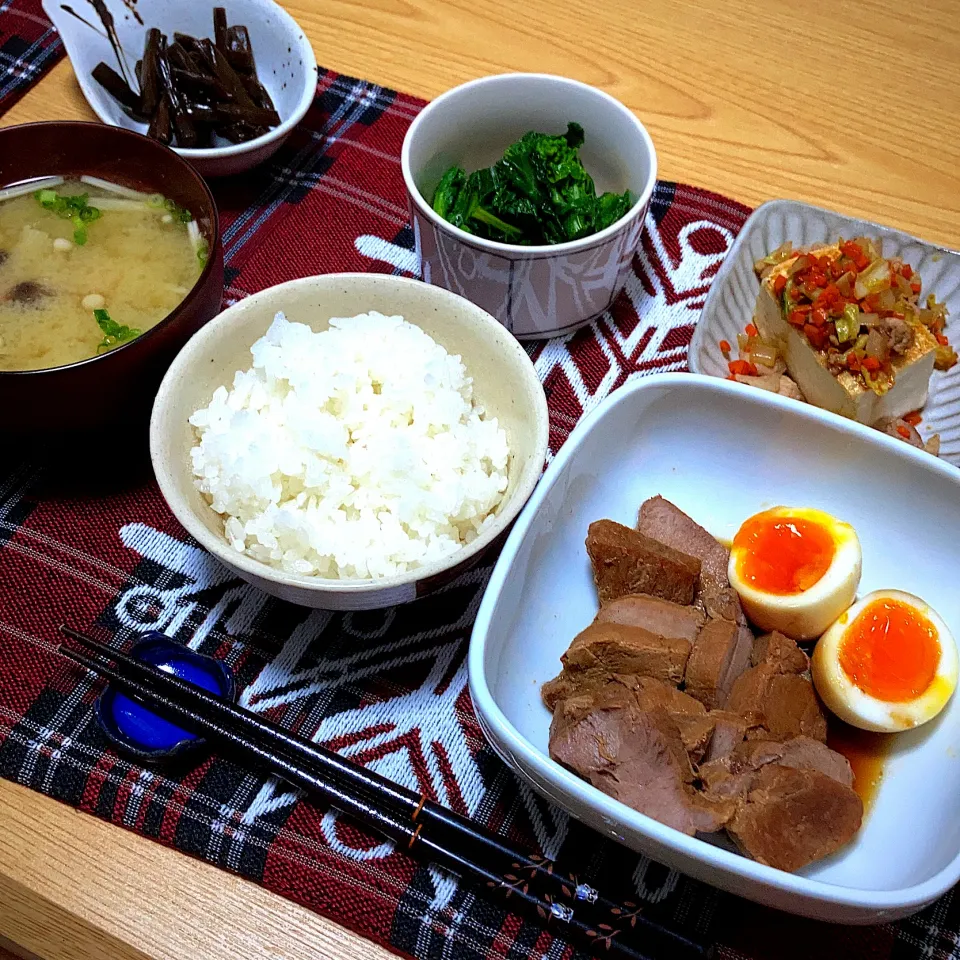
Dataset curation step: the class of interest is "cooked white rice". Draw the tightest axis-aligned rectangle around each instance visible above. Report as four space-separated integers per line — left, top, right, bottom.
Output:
188 310 510 580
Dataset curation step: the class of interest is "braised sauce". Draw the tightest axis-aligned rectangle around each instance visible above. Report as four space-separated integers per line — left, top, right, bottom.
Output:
827 719 893 812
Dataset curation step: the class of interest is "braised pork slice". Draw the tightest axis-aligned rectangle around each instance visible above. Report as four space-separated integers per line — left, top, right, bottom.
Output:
751 631 810 674
632 677 715 763
777 737 854 786
699 736 853 801
586 519 701 605
558 621 692 686
542 668 639 712
546 673 715 763
726 765 863 871
701 709 753 763
549 697 734 835
596 594 705 643
636 496 742 622
549 677 639 736
727 663 828 742
684 618 754 709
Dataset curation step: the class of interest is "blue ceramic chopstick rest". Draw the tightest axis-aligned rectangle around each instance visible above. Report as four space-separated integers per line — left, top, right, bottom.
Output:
95 632 235 764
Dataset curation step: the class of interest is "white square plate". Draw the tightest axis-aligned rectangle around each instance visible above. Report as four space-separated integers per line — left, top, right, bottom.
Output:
688 199 960 466
468 373 960 924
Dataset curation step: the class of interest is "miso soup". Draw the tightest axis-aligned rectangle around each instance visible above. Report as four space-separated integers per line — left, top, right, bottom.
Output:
0 176 205 371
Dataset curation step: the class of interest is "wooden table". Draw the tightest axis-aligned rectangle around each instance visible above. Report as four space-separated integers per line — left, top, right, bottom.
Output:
2 1 960 957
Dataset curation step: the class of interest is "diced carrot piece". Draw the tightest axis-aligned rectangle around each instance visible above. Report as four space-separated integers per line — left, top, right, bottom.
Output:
903 410 922 426
902 264 914 280
772 275 787 295
897 425 911 439
719 339 731 354
745 323 758 338
862 357 881 372
728 359 758 376
911 282 921 294
803 324 827 348
846 354 861 371
936 333 949 346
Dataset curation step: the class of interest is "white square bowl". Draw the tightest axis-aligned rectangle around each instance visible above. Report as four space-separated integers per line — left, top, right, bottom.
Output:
688 199 960 466
468 372 960 925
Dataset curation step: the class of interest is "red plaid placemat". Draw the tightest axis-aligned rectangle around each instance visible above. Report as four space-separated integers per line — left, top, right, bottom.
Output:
0 0 63 113
0 40 957 960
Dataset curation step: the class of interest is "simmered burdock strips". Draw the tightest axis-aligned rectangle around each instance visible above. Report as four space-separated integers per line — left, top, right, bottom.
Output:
595 594 704 642
545 622 692 700
586 519 701 605
683 618 753 709
549 695 734 835
636 496 742 622
726 764 862 872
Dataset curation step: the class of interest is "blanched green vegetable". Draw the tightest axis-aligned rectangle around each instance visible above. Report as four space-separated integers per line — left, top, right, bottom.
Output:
430 123 632 246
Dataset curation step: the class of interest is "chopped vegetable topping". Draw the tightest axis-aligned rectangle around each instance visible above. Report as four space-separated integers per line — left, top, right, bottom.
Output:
719 339 732 355
36 189 102 245
728 358 758 376
94 308 141 352
752 238 957 396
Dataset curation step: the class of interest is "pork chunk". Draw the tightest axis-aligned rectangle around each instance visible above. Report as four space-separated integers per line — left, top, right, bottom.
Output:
596 594 705 643
726 663 828 742
684 618 754 709
701 709 752 763
726 764 863 871
636 496 742 621
549 699 734 835
586 519 701 605
560 621 692 686
751 631 810 674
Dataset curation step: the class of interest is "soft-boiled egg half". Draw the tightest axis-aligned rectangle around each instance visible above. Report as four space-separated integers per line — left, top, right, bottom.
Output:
728 506 862 641
812 590 958 732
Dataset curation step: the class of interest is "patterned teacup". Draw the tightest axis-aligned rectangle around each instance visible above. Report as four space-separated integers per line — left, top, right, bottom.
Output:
401 73 658 340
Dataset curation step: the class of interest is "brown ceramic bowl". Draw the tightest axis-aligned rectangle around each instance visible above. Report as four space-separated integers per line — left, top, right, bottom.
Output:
0 121 224 436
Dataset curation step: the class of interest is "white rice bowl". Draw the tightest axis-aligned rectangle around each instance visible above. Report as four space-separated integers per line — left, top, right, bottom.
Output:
188 310 510 580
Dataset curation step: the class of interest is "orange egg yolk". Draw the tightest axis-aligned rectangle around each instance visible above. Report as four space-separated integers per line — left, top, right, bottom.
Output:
839 598 941 702
733 512 836 595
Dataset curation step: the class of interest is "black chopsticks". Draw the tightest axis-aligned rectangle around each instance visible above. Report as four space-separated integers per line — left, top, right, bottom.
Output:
59 626 711 960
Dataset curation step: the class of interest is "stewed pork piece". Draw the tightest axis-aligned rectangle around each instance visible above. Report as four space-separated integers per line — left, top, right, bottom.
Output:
683 618 753 710
636 495 743 623
549 690 735 836
726 765 862 871
542 496 865 872
586 518 700 605
595 593 704 642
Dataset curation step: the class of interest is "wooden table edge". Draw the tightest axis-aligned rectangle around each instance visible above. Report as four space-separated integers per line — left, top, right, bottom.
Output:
0 780 396 960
